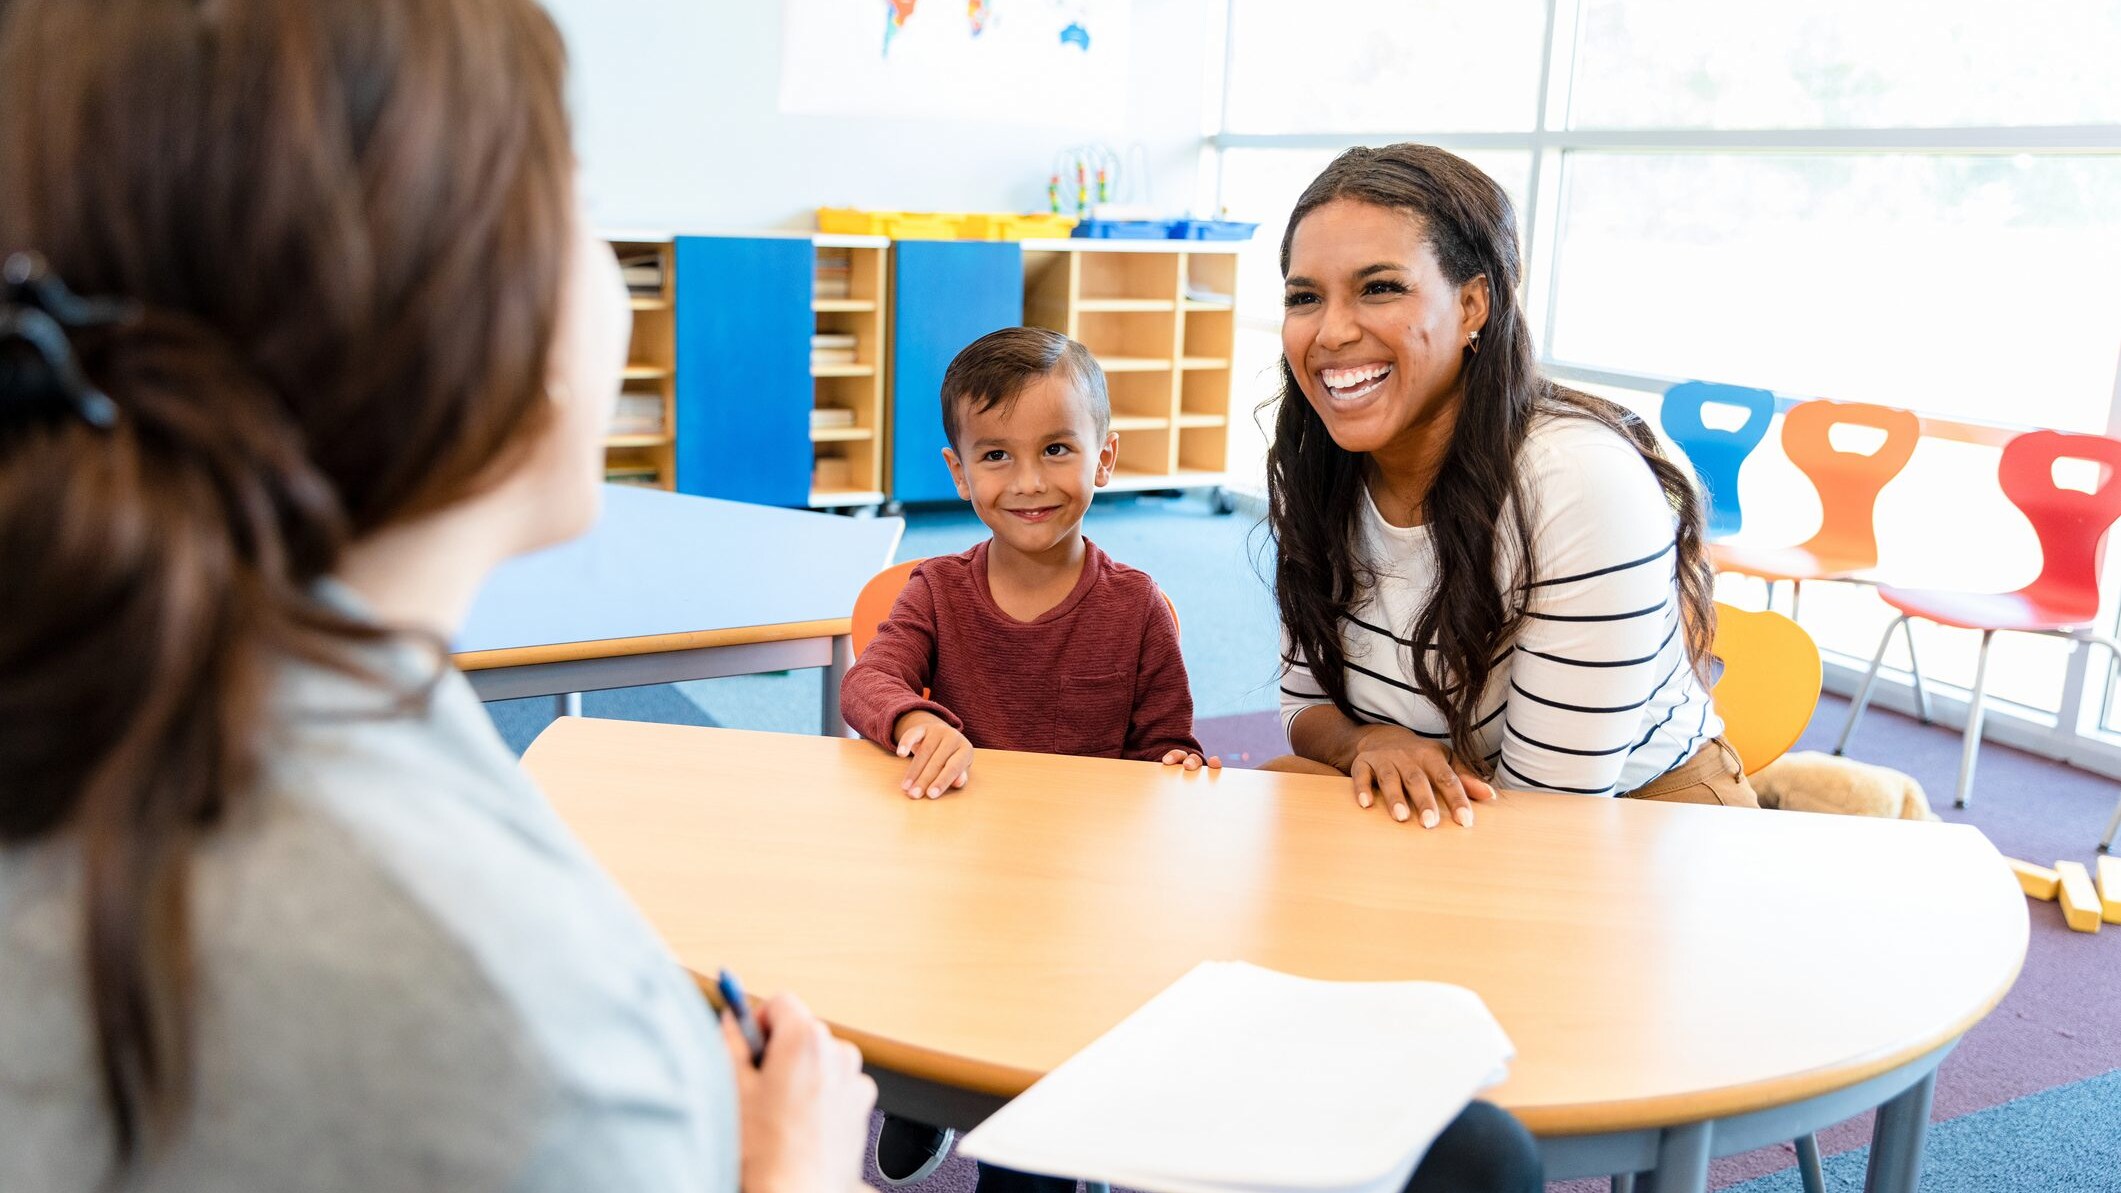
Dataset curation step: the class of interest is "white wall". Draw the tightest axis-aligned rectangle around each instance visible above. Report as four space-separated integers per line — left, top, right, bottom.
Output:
545 0 1218 231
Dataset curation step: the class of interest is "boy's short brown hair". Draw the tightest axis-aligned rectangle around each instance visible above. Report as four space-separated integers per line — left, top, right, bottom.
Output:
940 327 1109 449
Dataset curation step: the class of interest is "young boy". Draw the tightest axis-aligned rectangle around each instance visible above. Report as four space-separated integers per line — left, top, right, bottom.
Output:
840 327 1215 1189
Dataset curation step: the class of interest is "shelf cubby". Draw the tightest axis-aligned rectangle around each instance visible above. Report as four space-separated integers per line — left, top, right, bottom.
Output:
606 238 677 489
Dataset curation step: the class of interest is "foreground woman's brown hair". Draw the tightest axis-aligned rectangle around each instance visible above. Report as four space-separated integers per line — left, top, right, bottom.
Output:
0 0 573 1165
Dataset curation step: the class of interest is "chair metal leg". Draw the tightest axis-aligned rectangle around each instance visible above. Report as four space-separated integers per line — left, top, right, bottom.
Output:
1790 579 1803 621
2100 793 2121 853
1612 1175 1637 1193
1086 1183 1111 1193
1954 630 1997 809
1901 618 1933 724
1836 616 1905 755
1796 1132 1827 1193
555 692 583 718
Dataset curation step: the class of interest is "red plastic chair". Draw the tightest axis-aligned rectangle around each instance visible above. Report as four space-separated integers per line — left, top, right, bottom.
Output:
1712 400 1921 615
1836 430 2121 810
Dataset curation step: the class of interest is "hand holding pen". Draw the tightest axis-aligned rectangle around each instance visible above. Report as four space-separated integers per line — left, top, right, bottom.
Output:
715 969 878 1193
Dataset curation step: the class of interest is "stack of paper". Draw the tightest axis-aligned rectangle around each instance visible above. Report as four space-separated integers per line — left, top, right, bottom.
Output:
812 332 860 368
959 962 1513 1193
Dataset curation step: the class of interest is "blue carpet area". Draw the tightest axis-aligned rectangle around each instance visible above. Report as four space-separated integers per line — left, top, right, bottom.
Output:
1719 1067 2121 1193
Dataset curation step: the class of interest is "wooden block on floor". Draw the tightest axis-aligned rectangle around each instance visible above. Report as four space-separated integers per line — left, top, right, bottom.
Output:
2098 855 2121 925
2055 861 2102 933
2008 857 2060 901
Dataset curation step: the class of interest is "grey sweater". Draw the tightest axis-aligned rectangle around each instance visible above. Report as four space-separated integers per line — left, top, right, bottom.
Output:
0 639 739 1192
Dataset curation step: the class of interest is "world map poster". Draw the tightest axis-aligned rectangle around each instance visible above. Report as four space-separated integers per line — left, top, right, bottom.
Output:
780 0 1132 126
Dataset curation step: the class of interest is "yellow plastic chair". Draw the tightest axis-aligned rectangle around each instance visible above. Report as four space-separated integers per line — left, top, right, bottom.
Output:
852 558 1178 662
1710 601 1823 778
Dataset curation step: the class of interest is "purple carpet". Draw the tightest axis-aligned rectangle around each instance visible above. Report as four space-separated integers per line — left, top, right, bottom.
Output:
869 695 2121 1191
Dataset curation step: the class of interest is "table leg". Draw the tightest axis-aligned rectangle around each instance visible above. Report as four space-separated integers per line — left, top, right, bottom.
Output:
1636 1122 1711 1193
820 634 854 737
554 692 583 718
1863 1070 1936 1193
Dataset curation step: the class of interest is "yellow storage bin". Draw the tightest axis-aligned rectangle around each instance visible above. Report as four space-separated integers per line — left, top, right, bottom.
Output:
818 209 1079 241
817 207 894 236
817 208 968 239
960 212 1080 241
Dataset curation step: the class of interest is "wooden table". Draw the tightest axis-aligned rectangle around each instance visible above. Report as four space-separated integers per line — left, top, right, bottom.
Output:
523 719 2028 1192
454 484 903 733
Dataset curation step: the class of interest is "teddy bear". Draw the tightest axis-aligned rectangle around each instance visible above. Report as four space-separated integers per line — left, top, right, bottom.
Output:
1751 751 1939 821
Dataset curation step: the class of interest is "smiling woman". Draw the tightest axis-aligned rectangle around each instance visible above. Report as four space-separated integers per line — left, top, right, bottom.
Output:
1264 144 1748 825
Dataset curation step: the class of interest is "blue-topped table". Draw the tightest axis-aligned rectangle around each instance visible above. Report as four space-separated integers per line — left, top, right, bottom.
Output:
455 484 904 734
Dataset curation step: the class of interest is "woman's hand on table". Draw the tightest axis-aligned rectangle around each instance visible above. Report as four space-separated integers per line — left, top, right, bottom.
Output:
723 993 876 1193
1347 724 1496 828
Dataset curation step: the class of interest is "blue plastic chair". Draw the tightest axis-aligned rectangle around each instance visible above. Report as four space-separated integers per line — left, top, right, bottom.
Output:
1658 381 1777 538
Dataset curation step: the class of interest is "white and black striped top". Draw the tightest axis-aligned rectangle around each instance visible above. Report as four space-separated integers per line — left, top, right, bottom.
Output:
1280 415 1720 798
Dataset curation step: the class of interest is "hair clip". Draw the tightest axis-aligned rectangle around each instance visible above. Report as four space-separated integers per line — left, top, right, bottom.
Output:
0 251 139 430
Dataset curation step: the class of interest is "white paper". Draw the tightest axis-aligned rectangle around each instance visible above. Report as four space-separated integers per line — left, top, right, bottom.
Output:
957 962 1514 1193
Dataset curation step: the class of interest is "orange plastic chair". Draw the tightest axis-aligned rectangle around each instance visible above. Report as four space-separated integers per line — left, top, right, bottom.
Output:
1838 429 2121 812
1712 399 1921 612
852 557 1178 661
1709 602 1823 777
853 559 925 659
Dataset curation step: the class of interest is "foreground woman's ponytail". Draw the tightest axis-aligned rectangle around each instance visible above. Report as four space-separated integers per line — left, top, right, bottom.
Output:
0 0 576 1167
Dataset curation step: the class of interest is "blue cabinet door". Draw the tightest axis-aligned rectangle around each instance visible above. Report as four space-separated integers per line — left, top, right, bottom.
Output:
674 236 812 507
890 241 1024 505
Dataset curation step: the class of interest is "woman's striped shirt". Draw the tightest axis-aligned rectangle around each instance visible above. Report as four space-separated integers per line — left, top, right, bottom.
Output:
1280 414 1720 797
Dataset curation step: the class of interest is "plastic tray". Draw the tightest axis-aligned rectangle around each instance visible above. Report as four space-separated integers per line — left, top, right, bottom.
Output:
1071 219 1178 240
1167 219 1259 241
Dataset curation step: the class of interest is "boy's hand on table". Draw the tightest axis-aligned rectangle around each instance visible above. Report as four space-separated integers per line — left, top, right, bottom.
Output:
892 711 972 799
1159 750 1222 772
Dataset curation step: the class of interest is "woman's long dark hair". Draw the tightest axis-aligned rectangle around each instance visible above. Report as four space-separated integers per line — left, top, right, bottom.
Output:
0 0 573 1170
1268 144 1715 772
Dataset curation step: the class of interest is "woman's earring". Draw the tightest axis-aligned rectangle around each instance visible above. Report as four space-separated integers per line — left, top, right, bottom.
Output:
1467 330 1481 353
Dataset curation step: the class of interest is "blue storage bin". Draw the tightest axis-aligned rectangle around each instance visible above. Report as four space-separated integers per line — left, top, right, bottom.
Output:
1071 219 1176 239
1168 219 1259 241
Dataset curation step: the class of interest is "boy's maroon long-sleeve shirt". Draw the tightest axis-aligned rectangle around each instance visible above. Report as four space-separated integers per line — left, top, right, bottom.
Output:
840 539 1204 760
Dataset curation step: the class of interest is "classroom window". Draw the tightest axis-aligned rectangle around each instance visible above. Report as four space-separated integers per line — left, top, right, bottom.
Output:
1569 0 2121 130
1222 0 1548 135
1545 152 2121 433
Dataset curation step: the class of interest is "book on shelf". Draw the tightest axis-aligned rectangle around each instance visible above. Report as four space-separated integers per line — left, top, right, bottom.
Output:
810 406 857 428
617 253 663 295
604 464 660 487
811 333 859 350
958 962 1514 1193
814 254 854 300
811 350 860 367
608 394 664 437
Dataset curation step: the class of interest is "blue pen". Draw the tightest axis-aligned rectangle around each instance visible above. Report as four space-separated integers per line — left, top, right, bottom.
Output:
716 968 767 1067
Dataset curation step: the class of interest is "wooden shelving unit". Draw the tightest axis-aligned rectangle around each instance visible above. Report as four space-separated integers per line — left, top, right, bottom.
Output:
809 236 890 510
1019 239 1240 498
607 238 677 489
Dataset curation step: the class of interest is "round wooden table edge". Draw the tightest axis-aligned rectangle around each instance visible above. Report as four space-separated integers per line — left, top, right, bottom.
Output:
704 939 2027 1136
